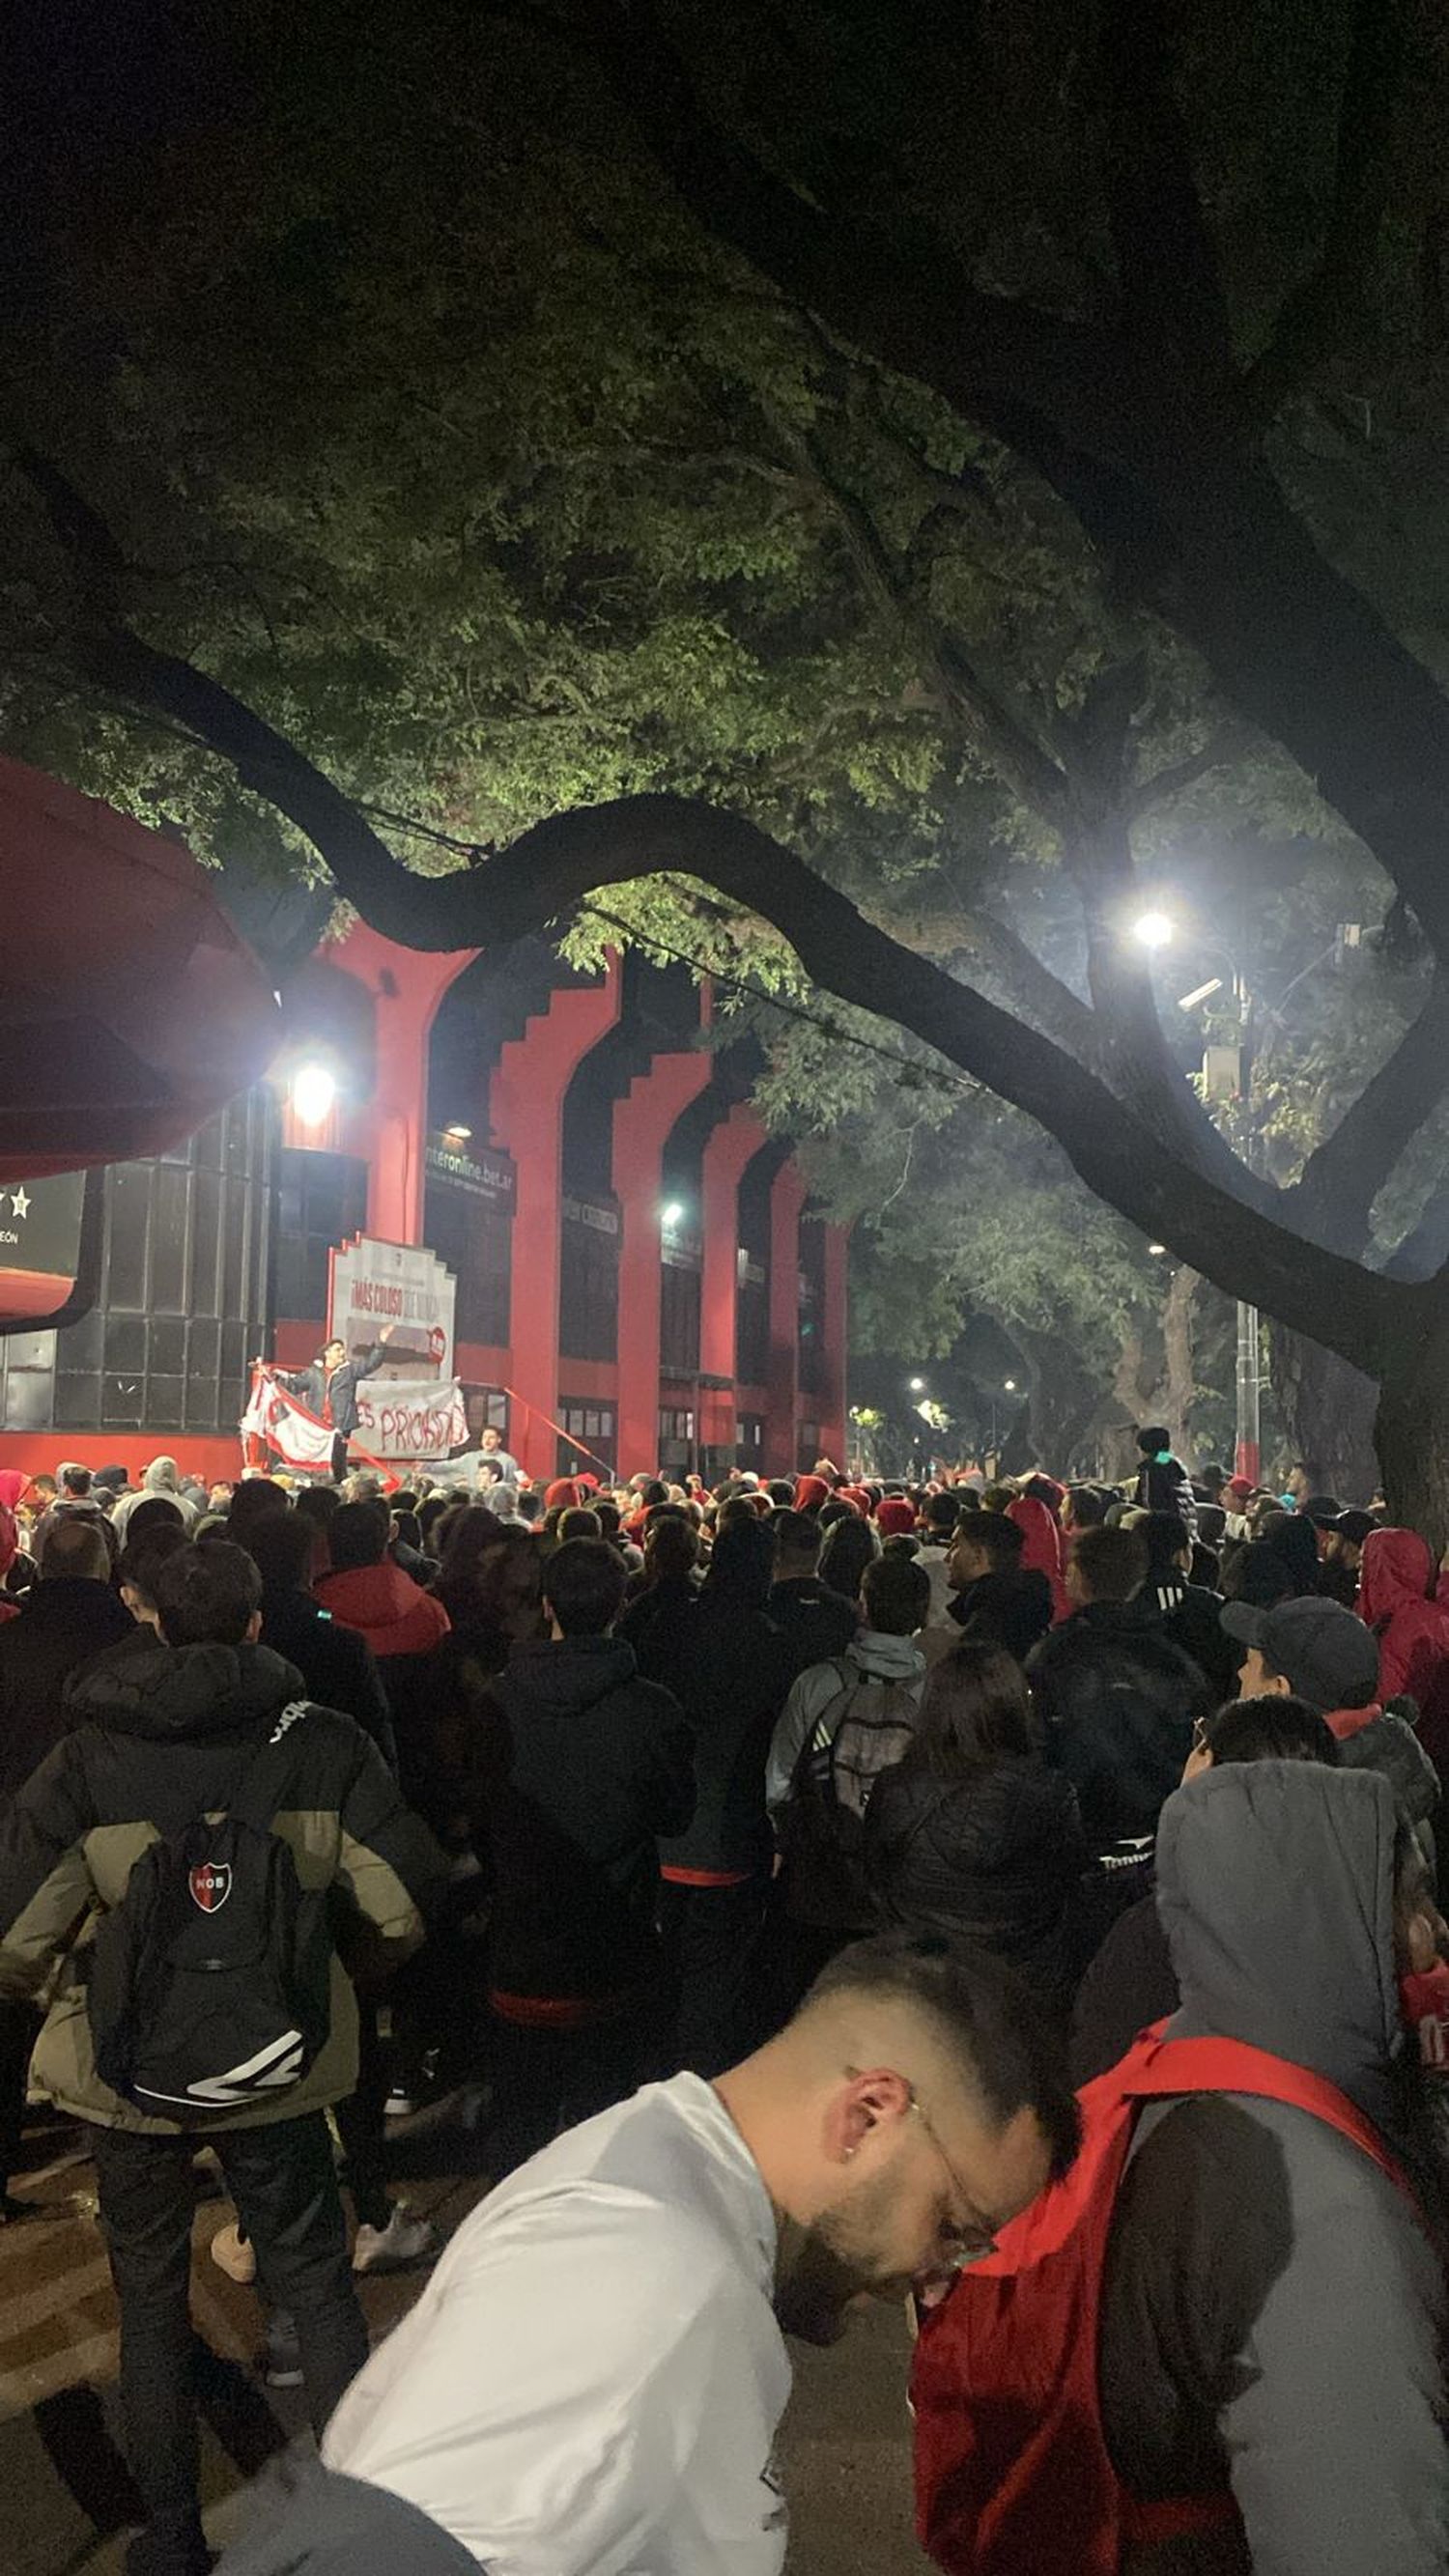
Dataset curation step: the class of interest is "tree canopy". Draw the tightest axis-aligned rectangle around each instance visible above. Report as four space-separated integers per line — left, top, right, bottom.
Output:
7 0 1449 1514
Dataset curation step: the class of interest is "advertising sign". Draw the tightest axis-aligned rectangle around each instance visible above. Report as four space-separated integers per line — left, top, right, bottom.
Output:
327 1235 457 1380
0 1168 91 1328
424 1136 517 1209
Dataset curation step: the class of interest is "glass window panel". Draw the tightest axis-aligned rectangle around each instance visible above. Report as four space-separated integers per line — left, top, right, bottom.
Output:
147 1375 185 1430
220 1319 247 1391
106 1165 151 1308
2 1348 54 1430
58 1307 102 1368
149 1316 185 1373
192 1169 222 1317
187 1316 220 1375
150 1165 189 1312
100 1372 145 1428
54 1372 101 1430
185 1372 220 1430
104 1316 146 1371
220 1175 246 1318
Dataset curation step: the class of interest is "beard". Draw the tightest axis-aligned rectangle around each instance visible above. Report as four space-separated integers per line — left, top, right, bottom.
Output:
773 2169 903 2345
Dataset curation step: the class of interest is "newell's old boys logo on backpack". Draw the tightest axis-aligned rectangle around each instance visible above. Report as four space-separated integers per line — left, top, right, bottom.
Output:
88 1705 333 2124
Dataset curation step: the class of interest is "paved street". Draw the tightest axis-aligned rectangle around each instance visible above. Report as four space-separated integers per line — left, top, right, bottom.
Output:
0 2113 929 2576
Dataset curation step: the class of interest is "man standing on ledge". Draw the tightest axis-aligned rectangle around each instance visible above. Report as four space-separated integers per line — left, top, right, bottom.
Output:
276 1324 395 1483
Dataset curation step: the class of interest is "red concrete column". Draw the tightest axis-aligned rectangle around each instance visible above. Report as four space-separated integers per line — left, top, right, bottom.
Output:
819 1219 850 1469
698 1104 769 1463
765 1162 807 1476
329 922 479 1245
613 1050 714 1475
490 958 622 1479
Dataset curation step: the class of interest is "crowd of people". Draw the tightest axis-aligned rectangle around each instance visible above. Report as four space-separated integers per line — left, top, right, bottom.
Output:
0 1416 1446 2573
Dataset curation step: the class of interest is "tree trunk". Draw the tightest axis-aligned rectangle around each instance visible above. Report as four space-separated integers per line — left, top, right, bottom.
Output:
1269 1327 1379 1503
1159 1265 1199 1465
1375 1309 1449 1549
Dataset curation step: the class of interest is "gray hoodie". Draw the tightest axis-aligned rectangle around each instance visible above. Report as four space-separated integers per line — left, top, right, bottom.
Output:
1099 1763 1449 2574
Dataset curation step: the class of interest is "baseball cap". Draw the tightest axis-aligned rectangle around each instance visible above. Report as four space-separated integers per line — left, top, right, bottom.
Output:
1300 1494 1345 1528
1224 1476 1255 1503
1332 1509 1377 1547
1219 1596 1380 1713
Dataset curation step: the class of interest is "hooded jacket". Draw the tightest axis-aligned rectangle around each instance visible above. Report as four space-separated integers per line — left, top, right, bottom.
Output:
766 1574 860 1680
315 1559 450 1663
477 1634 696 2003
1028 1598 1209 1847
926 1565 1055 1668
1006 1495 1071 1624
0 1637 442 2133
258 1585 397 1772
765 1628 926 1818
1359 1527 1449 1763
1132 1451 1199 1538
111 1458 199 1541
866 1754 1085 2009
1098 1765 1449 2574
0 1576 134 1798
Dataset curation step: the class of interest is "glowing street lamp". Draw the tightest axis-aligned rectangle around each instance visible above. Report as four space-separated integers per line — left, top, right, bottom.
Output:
1131 910 1175 951
291 1062 337 1128
661 1200 685 1230
909 1375 925 1393
1004 1377 1017 1393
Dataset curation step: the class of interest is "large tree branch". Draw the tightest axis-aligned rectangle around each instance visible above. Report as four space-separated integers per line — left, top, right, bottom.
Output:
1241 0 1405 420
62 598 1404 1365
1289 971 1449 1254
1096 0 1234 377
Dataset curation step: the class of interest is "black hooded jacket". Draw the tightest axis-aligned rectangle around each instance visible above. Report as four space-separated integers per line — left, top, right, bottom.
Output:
0 1577 134 1799
1027 1598 1209 1845
477 1635 695 2001
946 1568 1054 1664
866 1754 1086 2008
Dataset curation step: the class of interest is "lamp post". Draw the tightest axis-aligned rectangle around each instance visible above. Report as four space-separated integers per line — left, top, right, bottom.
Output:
1132 911 1262 1483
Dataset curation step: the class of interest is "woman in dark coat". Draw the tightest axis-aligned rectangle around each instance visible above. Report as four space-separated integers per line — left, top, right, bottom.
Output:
865 1637 1086 2011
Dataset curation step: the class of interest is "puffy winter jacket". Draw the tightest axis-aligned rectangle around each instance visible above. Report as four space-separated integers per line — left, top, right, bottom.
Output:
1028 1597 1210 1847
1132 1450 1199 1537
1359 1528 1449 1765
866 1754 1085 2009
923 1569 1053 1668
0 1637 442 2133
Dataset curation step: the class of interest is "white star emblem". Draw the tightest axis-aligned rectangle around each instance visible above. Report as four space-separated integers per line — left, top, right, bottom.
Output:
10 1188 29 1220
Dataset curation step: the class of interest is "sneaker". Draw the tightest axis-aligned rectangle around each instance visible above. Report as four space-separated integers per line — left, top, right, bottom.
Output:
353 2203 440 2275
261 2311 302 2388
384 2048 440 2117
210 2220 257 2284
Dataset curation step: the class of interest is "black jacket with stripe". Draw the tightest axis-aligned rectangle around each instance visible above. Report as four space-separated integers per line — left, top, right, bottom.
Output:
0 1634 444 2132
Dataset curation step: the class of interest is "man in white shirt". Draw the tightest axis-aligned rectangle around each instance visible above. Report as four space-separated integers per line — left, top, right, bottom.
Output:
218 1933 1076 2576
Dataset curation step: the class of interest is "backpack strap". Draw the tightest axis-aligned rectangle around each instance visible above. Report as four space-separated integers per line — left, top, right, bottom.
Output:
1123 2028 1418 2207
791 1659 860 1782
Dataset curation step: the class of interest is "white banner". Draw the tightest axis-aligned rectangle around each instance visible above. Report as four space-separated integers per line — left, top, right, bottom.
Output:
328 1235 457 1379
240 1370 335 1472
353 1373 469 1462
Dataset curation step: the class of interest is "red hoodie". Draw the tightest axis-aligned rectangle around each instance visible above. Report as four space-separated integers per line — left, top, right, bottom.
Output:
1358 1528 1449 1767
1007 1494 1071 1624
315 1559 450 1661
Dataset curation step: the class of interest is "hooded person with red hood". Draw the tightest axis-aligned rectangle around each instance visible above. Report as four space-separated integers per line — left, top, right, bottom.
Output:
1358 1527 1449 1769
1007 1493 1071 1625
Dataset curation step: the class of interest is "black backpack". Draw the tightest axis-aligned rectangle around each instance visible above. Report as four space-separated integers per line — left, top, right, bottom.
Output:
88 1707 334 2124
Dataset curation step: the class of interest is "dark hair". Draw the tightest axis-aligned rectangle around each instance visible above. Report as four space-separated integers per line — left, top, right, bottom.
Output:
594 1498 623 1540
544 1537 629 1637
327 1499 391 1571
155 1541 263 1647
706 1512 777 1609
959 1512 1025 1571
640 1479 670 1512
817 1497 859 1532
1065 1485 1110 1530
915 1641 1035 1774
556 1505 602 1543
645 1514 699 1580
1203 1694 1340 1768
861 1550 931 1635
294 1484 341 1531
923 1491 961 1537
61 1464 93 1495
818 1514 879 1601
37 1514 110 1582
804 1931 1079 2182
774 1509 824 1566
1139 1512 1191 1575
767 1479 798 1511
116 1519 189 1605
243 1510 316 1594
1136 1425 1172 1456
324 1336 347 1356
227 1478 291 1547
1072 1524 1148 1602
123 1494 188 1549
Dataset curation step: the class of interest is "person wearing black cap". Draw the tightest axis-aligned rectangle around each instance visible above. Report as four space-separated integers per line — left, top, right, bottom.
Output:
1320 1508 1378 1609
1221 1594 1439 1847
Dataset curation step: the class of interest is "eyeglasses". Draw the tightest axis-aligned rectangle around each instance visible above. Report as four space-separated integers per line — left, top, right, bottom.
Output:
907 2090 1000 2267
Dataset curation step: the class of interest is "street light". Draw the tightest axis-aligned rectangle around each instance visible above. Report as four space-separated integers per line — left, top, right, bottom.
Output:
1004 1377 1017 1393
1131 909 1175 951
909 1375 925 1393
291 1062 337 1128
443 1121 472 1142
1148 1241 1167 1256
661 1200 685 1229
